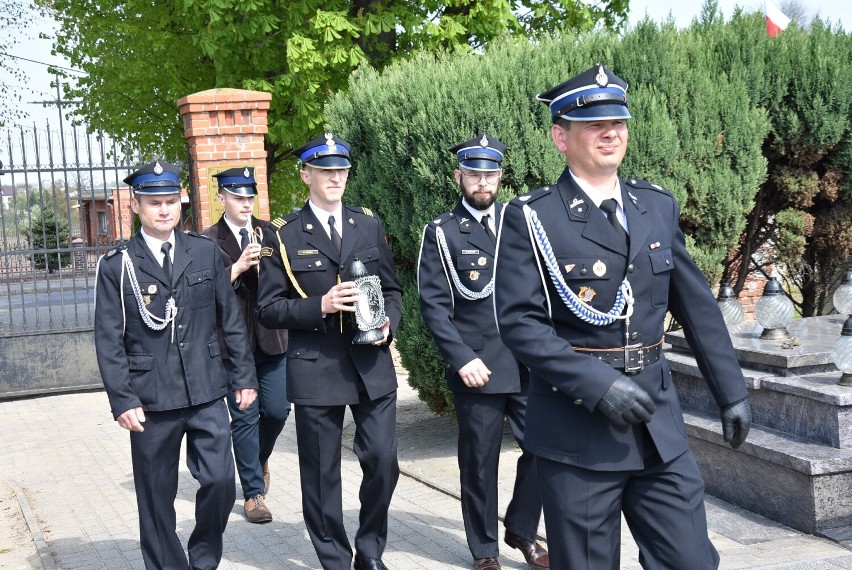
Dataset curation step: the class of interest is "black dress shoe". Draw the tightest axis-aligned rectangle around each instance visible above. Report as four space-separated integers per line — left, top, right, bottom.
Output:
504 530 549 568
354 554 389 570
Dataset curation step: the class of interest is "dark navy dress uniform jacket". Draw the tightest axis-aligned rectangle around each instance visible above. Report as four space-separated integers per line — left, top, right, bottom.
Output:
418 199 521 393
94 230 257 419
494 168 747 471
256 203 402 407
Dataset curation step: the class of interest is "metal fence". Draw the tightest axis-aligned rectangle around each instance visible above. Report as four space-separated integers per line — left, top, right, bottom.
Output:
0 121 136 335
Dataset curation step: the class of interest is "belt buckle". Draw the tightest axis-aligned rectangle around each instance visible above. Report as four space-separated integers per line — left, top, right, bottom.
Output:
623 343 644 374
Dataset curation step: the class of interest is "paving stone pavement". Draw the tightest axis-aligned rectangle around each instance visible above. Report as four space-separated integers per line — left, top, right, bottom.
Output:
0 372 851 569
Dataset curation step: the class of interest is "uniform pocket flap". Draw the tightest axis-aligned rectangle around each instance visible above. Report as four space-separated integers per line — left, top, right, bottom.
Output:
557 256 610 280
649 248 674 274
287 339 320 359
127 353 154 371
290 257 326 272
187 268 212 285
456 254 490 270
354 246 381 263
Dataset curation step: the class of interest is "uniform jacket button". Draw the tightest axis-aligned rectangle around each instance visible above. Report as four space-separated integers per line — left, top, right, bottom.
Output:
552 386 558 392
179 342 185 348
580 268 587 275
574 399 583 406
630 332 639 340
628 264 635 273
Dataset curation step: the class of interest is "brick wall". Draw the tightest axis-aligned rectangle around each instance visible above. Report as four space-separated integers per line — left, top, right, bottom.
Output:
177 89 272 230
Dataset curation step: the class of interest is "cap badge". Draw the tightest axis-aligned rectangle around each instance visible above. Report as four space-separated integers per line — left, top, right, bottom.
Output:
479 134 489 147
243 167 250 178
153 161 163 175
579 286 596 303
593 259 607 277
595 64 608 87
325 132 336 150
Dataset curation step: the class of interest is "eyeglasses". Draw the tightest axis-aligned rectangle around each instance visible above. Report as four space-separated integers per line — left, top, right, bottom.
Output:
460 170 501 183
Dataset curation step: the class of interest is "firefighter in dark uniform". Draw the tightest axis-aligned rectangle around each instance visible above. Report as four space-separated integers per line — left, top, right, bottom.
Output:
203 166 290 524
94 160 257 570
417 134 548 570
493 64 753 570
256 134 402 570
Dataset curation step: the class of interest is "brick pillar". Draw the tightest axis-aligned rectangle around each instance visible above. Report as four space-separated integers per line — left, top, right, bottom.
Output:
177 88 272 231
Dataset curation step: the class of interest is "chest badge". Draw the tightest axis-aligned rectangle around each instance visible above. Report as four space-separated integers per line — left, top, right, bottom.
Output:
564 263 575 274
316 260 323 267
478 256 487 267
147 284 158 294
578 286 596 303
142 294 153 306
469 270 480 281
593 259 607 277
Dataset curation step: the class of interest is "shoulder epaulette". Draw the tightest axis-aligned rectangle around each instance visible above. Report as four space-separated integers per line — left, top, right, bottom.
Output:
626 178 672 196
271 212 299 229
513 185 553 205
429 212 454 226
105 242 128 258
185 231 211 241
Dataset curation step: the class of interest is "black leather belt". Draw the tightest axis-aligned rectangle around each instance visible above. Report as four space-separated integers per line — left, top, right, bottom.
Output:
573 338 663 374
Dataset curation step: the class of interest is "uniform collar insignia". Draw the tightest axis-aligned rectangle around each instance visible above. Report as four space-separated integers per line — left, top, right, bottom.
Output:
627 191 638 204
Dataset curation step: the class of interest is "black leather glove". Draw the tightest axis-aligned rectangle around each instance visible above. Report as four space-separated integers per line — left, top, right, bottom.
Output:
720 397 752 449
595 375 656 426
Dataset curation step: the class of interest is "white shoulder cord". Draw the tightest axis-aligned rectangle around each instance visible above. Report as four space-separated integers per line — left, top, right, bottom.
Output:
435 225 494 300
120 250 178 342
522 204 634 327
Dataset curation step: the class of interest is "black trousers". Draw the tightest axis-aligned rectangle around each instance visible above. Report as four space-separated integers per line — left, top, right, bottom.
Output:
130 399 235 570
452 387 542 559
294 389 400 570
537 442 719 570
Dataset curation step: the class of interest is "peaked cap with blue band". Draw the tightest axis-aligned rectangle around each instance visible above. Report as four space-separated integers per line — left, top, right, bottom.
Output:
214 166 257 197
124 160 181 195
449 133 506 172
290 133 351 169
537 63 632 122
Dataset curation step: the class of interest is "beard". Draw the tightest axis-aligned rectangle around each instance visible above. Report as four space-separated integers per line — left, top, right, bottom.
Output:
460 180 497 210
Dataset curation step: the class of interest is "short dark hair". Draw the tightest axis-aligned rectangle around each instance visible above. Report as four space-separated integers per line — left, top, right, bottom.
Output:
555 118 573 131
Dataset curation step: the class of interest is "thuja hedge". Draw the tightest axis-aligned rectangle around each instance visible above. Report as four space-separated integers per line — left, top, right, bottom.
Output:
325 24 768 414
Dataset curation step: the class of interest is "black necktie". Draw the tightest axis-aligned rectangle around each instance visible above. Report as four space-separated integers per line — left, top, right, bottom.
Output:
481 214 497 245
328 215 342 255
600 199 629 245
161 242 172 283
239 228 249 251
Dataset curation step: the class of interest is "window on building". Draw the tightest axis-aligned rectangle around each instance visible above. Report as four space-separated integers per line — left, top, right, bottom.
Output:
97 211 109 235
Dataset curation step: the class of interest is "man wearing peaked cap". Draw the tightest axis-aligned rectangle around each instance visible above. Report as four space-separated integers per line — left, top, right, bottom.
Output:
418 134 548 570
493 64 752 569
95 160 258 569
257 133 402 570
203 166 290 525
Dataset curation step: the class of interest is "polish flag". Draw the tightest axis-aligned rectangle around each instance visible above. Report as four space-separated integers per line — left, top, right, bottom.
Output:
765 0 790 38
